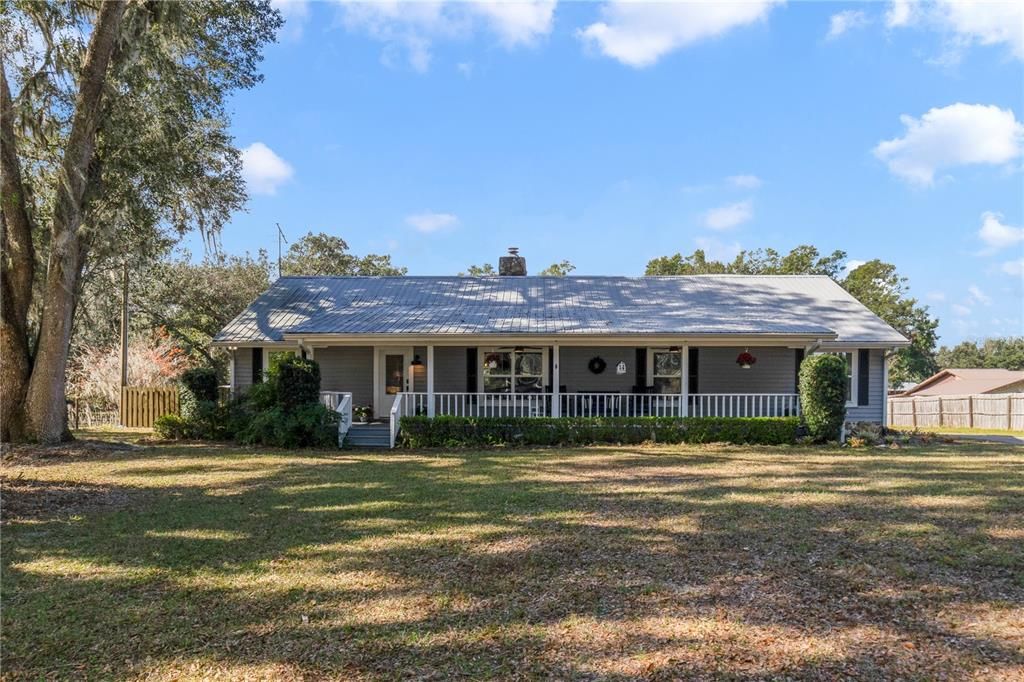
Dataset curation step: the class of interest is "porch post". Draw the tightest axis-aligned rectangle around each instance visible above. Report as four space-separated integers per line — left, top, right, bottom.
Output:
228 350 235 397
680 344 689 417
427 345 436 418
551 344 560 417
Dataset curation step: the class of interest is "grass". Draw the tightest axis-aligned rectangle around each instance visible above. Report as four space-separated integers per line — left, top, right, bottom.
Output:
3 435 1023 680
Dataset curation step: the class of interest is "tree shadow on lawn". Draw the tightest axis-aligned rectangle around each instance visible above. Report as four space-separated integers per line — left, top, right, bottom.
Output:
3 444 1023 679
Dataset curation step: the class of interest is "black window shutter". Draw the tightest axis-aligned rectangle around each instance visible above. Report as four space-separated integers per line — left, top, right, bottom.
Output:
252 348 263 384
794 348 805 392
466 348 478 393
635 348 647 390
857 349 870 406
688 347 699 395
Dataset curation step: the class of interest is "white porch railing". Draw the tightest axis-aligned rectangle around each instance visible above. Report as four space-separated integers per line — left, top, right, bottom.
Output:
690 393 800 418
389 393 404 448
320 391 353 445
396 392 800 419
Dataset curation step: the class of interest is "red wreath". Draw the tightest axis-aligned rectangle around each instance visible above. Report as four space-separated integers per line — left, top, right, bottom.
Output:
736 351 757 367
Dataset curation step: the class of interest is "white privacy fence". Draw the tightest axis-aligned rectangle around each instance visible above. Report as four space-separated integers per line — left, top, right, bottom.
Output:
397 392 800 419
888 393 1024 431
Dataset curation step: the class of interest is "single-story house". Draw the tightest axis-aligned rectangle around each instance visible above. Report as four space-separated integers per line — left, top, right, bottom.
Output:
213 250 908 446
900 368 1024 397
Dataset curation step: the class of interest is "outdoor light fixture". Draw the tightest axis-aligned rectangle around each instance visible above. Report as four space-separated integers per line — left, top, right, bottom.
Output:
410 355 423 367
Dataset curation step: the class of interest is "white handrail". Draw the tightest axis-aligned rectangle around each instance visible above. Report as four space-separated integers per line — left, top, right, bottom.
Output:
320 391 353 446
389 393 403 449
337 393 352 446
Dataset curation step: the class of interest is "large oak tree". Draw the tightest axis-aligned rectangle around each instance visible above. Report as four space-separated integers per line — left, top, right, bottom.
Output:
1 1 280 442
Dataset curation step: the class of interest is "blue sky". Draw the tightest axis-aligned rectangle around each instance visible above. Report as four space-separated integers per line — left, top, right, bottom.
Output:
192 1 1024 347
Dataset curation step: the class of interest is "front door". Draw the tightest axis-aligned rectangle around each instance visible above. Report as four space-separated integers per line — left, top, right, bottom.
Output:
376 348 413 418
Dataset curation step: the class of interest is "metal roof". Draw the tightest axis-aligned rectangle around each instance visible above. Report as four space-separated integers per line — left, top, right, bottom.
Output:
213 275 908 345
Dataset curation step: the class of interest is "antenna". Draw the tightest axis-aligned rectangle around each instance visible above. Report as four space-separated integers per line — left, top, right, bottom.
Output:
276 223 288 278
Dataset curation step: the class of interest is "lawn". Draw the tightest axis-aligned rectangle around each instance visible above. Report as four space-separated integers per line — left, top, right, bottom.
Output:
2 437 1023 680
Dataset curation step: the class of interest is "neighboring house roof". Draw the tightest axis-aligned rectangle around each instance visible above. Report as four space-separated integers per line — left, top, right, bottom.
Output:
902 368 1024 396
213 275 909 345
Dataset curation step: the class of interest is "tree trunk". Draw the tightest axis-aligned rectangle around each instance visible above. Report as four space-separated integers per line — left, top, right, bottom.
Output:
23 0 127 443
0 66 35 441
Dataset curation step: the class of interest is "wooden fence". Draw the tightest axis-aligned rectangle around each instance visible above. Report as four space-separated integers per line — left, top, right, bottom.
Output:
888 393 1024 431
121 386 179 428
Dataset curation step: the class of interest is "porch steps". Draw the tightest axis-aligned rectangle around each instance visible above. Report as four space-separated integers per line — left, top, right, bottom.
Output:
344 423 391 448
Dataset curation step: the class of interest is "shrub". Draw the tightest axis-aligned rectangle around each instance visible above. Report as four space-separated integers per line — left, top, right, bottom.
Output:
799 354 848 442
276 357 321 413
179 367 219 421
398 416 800 448
238 403 338 448
154 413 191 440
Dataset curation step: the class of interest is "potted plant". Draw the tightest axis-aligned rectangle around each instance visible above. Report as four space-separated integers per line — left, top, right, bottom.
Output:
736 350 757 369
353 405 373 423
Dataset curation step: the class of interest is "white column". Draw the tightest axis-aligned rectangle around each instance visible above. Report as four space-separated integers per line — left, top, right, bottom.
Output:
427 345 436 418
680 344 689 417
881 351 889 427
228 349 236 397
551 344 561 418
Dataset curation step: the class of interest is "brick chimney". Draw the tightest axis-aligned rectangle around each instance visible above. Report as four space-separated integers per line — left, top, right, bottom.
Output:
498 247 527 276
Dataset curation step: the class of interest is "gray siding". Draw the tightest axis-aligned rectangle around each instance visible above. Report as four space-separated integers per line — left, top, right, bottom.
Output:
559 346 635 392
316 347 374 408
846 349 884 423
697 347 797 394
232 349 253 391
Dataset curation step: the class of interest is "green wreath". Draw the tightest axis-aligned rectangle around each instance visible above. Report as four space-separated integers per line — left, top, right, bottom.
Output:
588 356 607 374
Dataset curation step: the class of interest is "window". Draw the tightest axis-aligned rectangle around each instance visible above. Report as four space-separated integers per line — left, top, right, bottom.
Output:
652 349 681 394
481 348 545 393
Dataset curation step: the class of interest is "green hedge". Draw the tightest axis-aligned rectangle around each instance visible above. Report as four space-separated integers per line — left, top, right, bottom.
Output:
179 367 219 421
798 353 848 442
398 416 800 448
276 356 321 413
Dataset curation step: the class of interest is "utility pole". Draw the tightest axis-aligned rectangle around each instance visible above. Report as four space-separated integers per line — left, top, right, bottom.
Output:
276 223 288 279
119 262 129 426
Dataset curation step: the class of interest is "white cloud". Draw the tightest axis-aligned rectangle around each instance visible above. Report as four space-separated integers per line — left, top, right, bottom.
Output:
470 1 556 47
885 0 917 29
336 1 555 72
703 199 753 230
926 291 946 302
936 0 1024 61
272 0 311 40
241 142 294 195
886 0 1024 62
827 10 868 40
873 103 1023 186
967 284 992 306
977 211 1024 253
694 236 743 262
843 259 867 276
406 211 459 233
578 1 783 68
727 174 762 189
1002 258 1024 277
457 61 474 77
952 303 972 316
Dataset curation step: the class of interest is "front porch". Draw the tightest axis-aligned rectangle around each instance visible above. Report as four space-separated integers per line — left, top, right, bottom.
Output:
230 341 885 447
